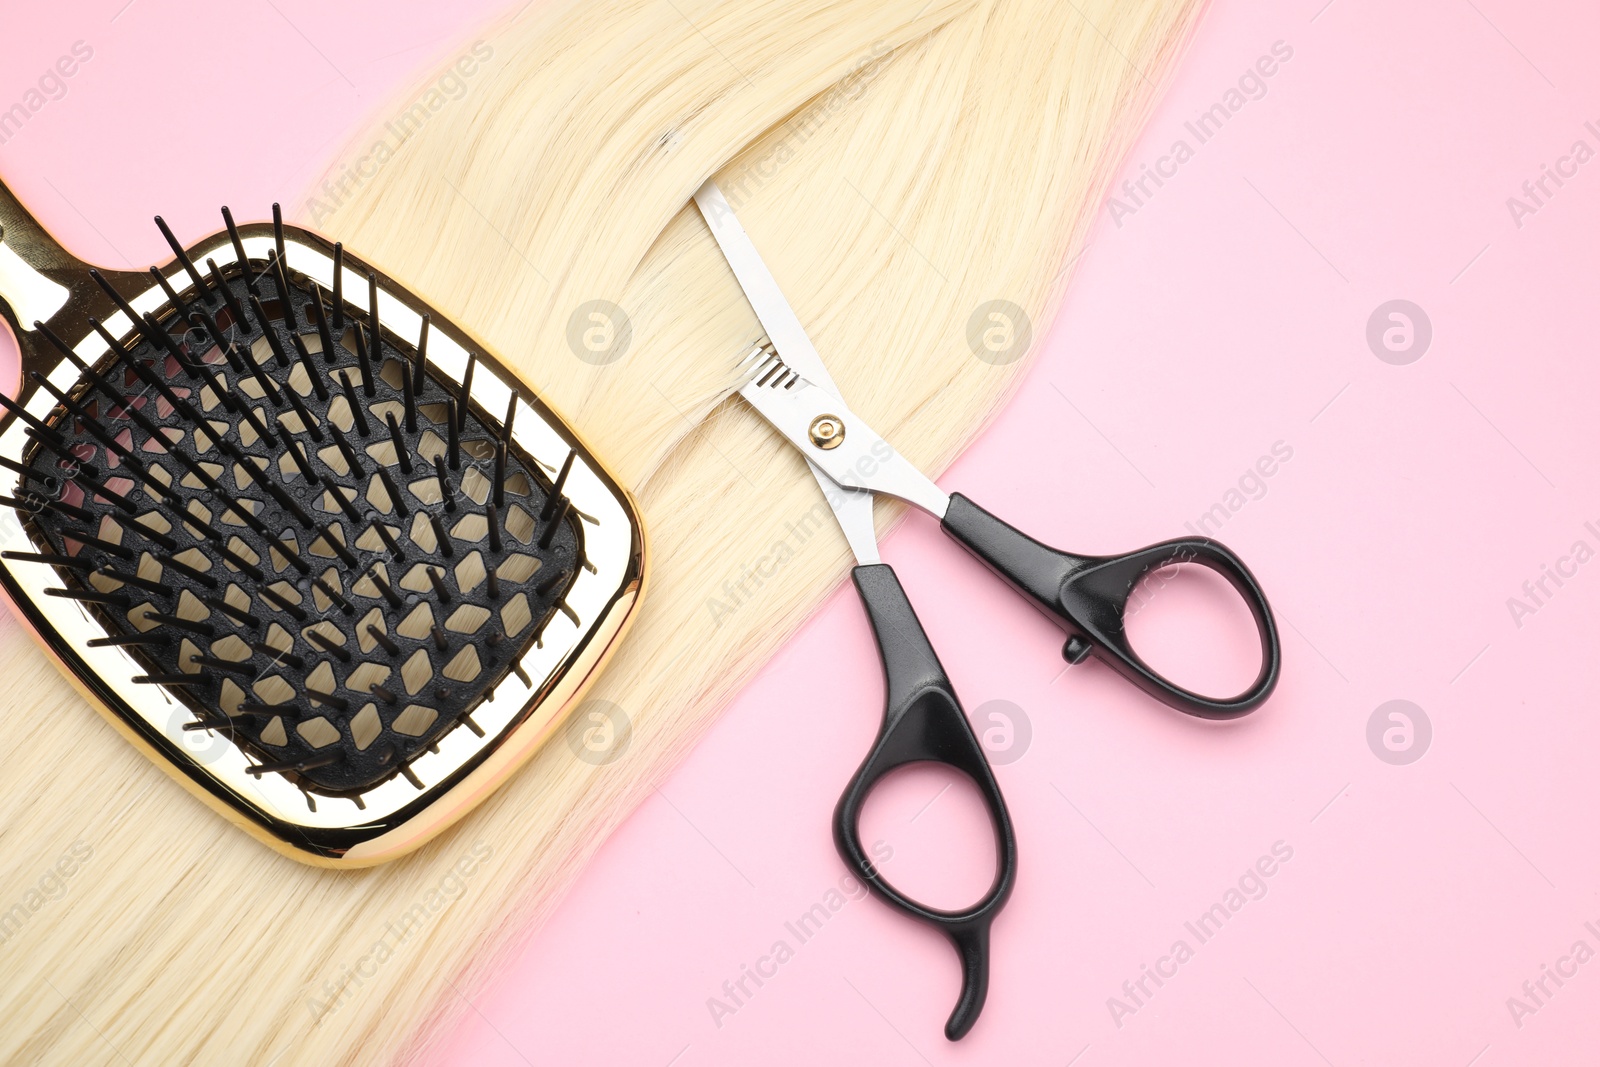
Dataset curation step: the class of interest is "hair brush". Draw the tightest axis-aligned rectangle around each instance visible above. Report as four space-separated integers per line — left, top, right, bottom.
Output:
0 181 645 867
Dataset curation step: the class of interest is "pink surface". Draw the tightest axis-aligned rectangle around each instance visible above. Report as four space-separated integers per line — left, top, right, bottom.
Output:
5 1 1600 1064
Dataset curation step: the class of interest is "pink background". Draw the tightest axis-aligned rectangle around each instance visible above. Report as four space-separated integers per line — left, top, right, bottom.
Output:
4 1 1600 1063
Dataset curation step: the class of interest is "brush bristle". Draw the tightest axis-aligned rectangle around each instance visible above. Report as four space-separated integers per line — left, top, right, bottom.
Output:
6 210 583 796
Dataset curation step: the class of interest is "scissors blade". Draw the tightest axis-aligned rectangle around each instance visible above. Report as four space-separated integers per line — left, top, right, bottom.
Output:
693 181 843 399
694 181 882 563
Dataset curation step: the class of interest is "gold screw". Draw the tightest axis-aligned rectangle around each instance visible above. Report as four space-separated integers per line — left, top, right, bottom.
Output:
808 414 845 450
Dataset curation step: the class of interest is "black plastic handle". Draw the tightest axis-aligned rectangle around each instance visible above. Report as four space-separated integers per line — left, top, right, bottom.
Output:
834 564 1018 1042
940 493 1279 719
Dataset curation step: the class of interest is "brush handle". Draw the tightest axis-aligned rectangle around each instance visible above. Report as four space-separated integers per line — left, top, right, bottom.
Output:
833 564 1017 1042
0 177 143 390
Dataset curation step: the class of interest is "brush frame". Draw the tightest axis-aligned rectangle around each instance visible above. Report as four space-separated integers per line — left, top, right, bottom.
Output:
0 184 646 867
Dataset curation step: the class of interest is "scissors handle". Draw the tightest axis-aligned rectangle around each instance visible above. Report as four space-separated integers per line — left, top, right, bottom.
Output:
834 564 1018 1042
940 493 1280 719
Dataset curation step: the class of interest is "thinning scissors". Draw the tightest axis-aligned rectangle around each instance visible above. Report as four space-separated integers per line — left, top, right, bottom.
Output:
693 180 1280 1040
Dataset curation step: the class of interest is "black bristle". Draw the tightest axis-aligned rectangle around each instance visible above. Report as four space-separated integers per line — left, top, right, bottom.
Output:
155 551 219 589
486 502 502 554
206 258 253 336
259 584 308 622
425 566 451 603
317 522 360 568
306 628 351 663
446 399 460 469
169 335 237 409
271 252 297 330
413 315 430 397
338 371 369 436
493 437 506 508
501 393 517 442
96 566 167 596
189 654 258 677
237 333 284 406
200 594 260 629
58 527 135 561
353 322 375 397
89 269 145 331
307 688 349 713
88 632 169 648
141 610 215 638
249 643 304 670
290 333 330 403
0 388 58 441
426 511 452 558
138 312 197 380
457 355 475 433
216 541 267 583
542 452 575 521
193 306 241 374
365 623 400 656
239 700 294 717
272 203 286 266
155 216 208 297
281 369 324 443
282 435 320 487
429 624 448 652
147 267 197 333
370 518 405 561
237 396 281 450
249 296 291 367
535 568 570 597
247 754 332 777
384 412 412 475
0 456 53 488
3 404 73 463
331 244 345 331
311 574 355 615
21 485 97 525
366 566 403 610
221 206 258 296
330 481 365 527
180 717 239 735
329 425 364 477
401 353 417 433
311 283 336 365
538 498 569 549
366 272 382 368
433 454 456 512
46 585 130 608
375 465 407 517
133 673 205 686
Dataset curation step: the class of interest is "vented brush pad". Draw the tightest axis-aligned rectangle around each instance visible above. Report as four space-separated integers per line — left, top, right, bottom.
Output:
16 263 581 795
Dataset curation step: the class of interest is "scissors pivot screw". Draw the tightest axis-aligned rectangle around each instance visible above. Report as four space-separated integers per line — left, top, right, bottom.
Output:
1063 636 1093 664
808 414 845 450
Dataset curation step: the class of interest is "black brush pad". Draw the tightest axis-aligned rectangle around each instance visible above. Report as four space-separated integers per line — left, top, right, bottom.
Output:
16 262 581 795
